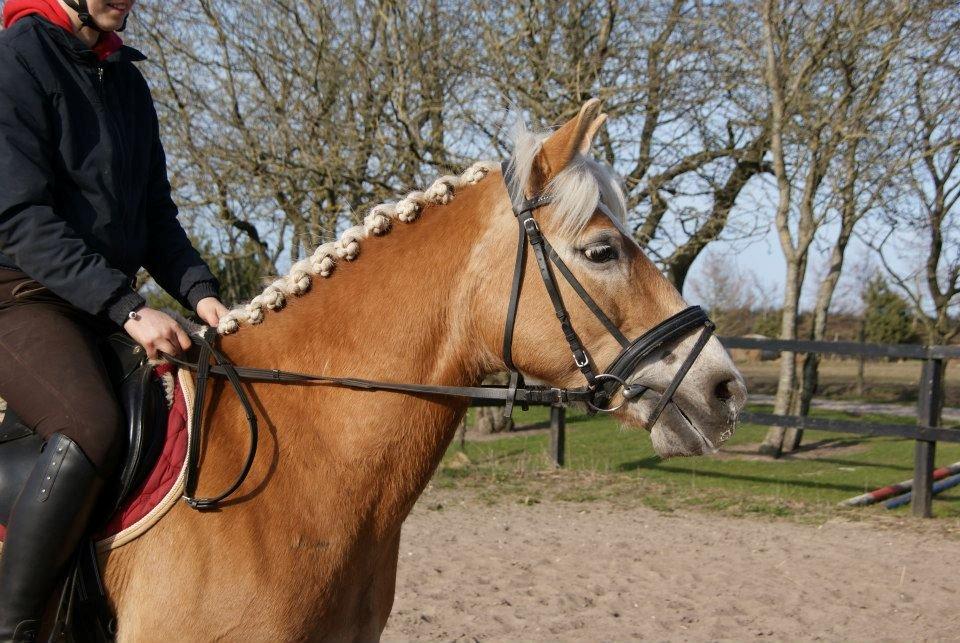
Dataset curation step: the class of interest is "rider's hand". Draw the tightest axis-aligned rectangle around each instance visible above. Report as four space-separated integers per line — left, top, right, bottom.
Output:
196 297 229 328
123 306 192 359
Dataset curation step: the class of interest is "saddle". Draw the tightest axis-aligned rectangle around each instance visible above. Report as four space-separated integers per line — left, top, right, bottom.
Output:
0 333 171 641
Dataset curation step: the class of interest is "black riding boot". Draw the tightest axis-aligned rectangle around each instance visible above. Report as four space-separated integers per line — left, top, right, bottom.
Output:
0 433 104 642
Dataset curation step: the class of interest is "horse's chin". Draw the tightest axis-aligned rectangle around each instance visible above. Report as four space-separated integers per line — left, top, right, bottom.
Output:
621 402 719 458
649 419 719 458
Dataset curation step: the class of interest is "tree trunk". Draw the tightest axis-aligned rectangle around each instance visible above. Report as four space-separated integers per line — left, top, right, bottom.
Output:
856 320 866 398
784 131 864 452
760 262 802 456
474 405 513 435
474 373 514 434
784 352 818 452
457 416 467 450
665 132 770 290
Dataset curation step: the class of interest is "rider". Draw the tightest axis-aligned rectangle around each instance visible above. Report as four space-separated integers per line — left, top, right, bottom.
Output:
0 0 228 639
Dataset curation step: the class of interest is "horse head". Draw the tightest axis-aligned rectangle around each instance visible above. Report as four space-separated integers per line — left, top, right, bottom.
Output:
476 99 747 457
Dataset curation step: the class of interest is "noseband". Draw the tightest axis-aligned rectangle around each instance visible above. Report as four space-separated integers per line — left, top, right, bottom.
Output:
168 162 714 509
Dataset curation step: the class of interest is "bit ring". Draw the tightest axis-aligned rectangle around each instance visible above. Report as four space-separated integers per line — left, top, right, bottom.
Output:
586 373 628 413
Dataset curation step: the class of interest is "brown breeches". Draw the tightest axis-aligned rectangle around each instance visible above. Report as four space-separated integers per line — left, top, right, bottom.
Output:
0 269 123 474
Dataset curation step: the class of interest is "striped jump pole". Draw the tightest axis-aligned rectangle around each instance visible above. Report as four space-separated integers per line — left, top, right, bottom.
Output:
884 473 960 510
839 461 960 507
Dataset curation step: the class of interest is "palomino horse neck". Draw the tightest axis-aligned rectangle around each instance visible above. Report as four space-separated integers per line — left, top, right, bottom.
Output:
102 180 497 640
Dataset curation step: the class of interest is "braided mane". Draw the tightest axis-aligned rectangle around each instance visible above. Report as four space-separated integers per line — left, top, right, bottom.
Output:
217 161 497 335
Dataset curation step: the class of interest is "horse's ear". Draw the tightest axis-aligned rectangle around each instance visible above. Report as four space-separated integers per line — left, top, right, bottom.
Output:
536 99 606 182
579 113 607 154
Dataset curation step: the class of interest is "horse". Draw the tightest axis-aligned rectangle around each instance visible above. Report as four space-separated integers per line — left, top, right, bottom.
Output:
98 100 747 640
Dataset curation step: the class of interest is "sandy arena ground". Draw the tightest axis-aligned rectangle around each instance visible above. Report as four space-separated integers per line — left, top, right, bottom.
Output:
383 489 960 641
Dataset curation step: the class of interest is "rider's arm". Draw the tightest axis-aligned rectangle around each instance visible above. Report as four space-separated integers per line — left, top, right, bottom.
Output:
0 43 145 326
139 83 220 314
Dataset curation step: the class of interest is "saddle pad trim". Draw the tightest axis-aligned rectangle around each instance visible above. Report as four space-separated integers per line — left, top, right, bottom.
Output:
95 368 195 552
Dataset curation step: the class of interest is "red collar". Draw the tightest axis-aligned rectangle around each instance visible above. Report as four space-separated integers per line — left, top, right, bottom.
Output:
3 0 123 61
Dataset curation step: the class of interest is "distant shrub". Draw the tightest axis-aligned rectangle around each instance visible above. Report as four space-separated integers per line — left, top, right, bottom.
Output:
862 276 917 345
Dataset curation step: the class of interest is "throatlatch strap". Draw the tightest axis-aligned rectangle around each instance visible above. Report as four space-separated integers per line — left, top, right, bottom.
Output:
500 159 530 416
501 161 598 383
502 219 527 374
518 213 598 384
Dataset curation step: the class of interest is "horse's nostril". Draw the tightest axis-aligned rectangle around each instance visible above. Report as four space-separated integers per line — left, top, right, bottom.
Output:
714 378 738 403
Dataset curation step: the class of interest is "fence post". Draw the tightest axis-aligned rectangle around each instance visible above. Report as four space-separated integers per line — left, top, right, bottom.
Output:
913 357 945 518
549 405 566 467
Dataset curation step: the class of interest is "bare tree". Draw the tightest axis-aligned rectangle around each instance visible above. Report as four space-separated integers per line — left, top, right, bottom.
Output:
783 1 917 452
755 0 922 455
872 10 960 345
757 0 844 456
135 0 476 283
137 0 776 297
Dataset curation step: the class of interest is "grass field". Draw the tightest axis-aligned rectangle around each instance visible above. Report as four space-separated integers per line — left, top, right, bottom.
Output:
439 404 960 522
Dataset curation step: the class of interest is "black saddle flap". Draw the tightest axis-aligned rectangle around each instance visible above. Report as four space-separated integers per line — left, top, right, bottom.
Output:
97 362 169 520
0 407 34 444
100 333 147 387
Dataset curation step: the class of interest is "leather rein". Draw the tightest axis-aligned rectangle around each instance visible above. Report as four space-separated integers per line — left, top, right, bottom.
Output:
165 162 714 510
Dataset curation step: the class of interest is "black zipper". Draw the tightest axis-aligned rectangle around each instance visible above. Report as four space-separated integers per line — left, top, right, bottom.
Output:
97 65 128 204
96 63 130 267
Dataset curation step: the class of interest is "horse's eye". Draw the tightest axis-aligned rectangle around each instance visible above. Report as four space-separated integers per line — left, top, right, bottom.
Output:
583 243 618 263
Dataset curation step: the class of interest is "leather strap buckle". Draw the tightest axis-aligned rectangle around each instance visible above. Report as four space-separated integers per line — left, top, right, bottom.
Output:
551 388 567 405
573 349 590 368
504 370 521 419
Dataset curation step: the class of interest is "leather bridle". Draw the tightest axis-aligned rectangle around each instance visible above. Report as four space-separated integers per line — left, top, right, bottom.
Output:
167 162 715 510
497 160 715 418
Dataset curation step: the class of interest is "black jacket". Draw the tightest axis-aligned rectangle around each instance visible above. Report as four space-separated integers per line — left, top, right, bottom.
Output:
0 15 218 326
